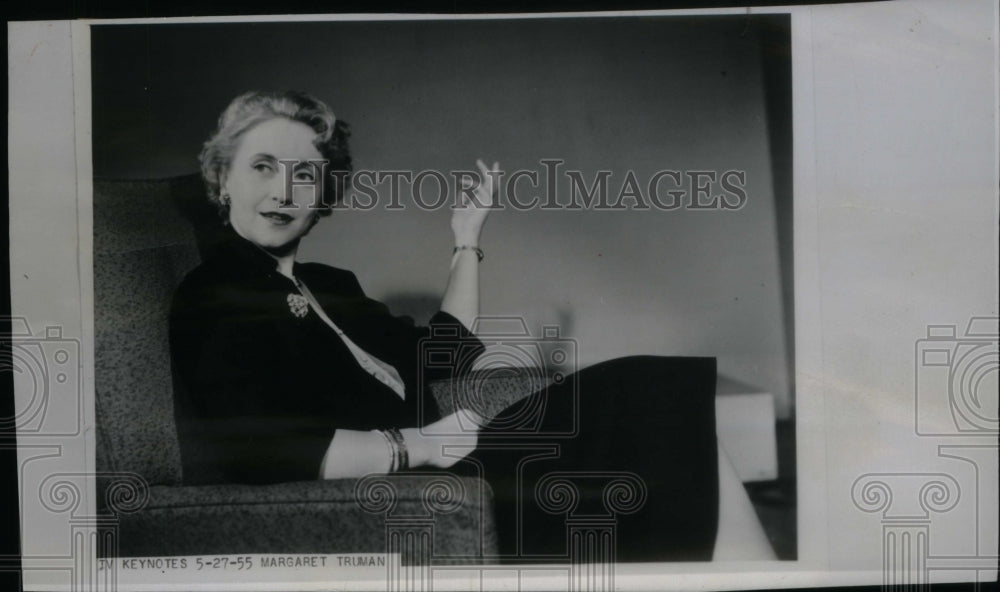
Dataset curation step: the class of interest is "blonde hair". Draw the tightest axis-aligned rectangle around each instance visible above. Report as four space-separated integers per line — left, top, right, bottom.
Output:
199 90 352 218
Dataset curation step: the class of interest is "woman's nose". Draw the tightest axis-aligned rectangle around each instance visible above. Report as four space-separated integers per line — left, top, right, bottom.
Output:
265 172 293 206
270 189 293 206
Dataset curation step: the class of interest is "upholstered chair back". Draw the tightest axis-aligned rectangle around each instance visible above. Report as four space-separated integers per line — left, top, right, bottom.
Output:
93 174 210 488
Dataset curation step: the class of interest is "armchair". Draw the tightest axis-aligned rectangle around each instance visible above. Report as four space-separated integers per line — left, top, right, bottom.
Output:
92 174 773 563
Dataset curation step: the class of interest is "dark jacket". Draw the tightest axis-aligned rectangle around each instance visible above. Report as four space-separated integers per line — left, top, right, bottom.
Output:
169 228 484 485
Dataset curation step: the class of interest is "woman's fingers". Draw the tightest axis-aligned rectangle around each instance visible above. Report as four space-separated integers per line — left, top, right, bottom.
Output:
477 159 497 183
452 158 498 244
458 177 474 206
454 159 499 210
477 159 500 204
416 409 480 468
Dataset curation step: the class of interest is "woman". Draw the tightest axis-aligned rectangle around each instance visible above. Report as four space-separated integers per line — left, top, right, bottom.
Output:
170 90 719 561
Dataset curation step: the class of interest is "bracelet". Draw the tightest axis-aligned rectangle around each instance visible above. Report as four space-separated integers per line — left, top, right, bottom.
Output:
383 428 409 472
453 245 484 262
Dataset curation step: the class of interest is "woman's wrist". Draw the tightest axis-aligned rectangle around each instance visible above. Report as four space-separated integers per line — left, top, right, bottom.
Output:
452 230 481 248
400 428 428 468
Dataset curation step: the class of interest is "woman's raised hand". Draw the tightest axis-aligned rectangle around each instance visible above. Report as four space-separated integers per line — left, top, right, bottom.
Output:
451 159 499 246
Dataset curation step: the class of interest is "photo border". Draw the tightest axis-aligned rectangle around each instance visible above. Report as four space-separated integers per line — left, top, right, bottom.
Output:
9 2 997 590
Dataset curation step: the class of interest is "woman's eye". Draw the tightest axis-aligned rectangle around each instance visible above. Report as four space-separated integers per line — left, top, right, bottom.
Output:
294 172 316 182
253 162 274 174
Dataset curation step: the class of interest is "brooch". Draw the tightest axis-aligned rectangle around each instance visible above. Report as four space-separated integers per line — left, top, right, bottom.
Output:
287 293 310 318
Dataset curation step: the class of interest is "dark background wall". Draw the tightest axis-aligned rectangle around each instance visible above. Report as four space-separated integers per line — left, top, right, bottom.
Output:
91 15 795 417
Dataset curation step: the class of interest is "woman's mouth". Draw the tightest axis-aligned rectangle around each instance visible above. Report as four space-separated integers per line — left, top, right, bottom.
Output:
260 211 295 225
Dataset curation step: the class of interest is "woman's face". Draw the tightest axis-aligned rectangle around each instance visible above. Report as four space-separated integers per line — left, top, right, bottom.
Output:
222 117 324 253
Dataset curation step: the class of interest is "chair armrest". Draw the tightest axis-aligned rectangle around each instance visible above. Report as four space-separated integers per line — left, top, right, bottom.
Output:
428 367 551 419
108 475 497 563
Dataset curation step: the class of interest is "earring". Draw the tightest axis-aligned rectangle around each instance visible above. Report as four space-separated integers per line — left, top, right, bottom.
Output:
221 192 231 206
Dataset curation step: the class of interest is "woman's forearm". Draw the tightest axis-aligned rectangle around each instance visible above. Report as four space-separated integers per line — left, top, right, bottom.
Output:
441 158 496 330
439 247 480 331
319 407 483 478
319 429 393 478
318 424 467 478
